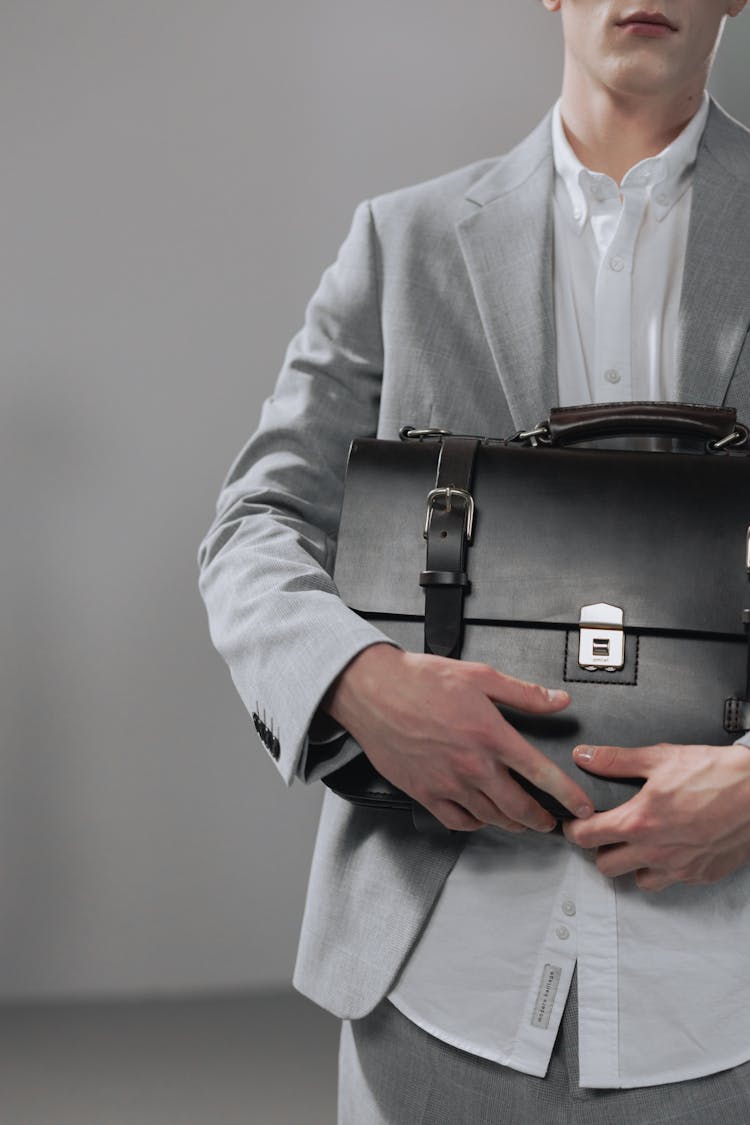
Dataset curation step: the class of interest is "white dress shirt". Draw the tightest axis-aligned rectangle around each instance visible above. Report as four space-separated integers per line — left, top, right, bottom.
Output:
389 96 750 1090
551 96 707 406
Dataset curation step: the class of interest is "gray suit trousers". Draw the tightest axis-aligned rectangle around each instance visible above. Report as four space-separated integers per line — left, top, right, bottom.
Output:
338 974 750 1124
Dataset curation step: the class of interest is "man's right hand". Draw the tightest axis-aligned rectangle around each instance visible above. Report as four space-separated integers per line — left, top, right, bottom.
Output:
324 644 594 833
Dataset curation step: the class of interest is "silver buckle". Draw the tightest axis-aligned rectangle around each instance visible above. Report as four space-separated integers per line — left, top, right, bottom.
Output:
423 487 475 543
578 603 625 671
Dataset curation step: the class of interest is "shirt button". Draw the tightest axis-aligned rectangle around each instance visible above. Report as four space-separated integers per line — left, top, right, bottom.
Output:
572 208 582 221
604 369 621 385
656 193 669 206
562 900 577 917
556 925 571 941
610 256 625 272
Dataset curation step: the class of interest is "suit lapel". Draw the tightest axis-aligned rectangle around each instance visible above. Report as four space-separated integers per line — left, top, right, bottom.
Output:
456 117 557 432
676 103 750 406
456 102 750 421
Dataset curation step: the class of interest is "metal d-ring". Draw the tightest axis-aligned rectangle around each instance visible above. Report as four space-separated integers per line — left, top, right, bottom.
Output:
708 424 749 452
399 426 453 441
515 422 552 447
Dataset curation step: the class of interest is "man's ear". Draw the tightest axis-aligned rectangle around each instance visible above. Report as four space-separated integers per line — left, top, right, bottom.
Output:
541 0 562 12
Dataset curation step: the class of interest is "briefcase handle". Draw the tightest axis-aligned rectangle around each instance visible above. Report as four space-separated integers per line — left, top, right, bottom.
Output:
536 402 748 449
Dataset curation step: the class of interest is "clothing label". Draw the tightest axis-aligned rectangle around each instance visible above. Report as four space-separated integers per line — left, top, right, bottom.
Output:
531 964 562 1030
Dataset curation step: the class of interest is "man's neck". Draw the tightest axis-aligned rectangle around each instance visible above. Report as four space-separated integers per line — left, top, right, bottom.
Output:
559 79 706 183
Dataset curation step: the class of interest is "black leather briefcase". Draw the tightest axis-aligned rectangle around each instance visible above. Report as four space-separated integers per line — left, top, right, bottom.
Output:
322 402 750 820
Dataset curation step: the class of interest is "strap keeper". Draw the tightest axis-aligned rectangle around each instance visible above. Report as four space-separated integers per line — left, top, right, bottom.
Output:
419 570 471 589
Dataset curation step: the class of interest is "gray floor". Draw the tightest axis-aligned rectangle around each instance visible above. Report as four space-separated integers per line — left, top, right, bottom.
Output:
0 989 340 1125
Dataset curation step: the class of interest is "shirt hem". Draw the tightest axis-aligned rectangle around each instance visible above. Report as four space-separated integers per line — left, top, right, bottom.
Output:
581 1045 750 1090
387 993 548 1078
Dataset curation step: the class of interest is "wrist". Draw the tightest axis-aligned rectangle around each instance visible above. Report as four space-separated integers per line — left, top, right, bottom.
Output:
324 642 403 728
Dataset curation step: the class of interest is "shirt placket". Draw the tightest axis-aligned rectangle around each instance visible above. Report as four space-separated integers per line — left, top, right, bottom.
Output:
591 185 647 403
506 851 581 1077
576 849 620 1087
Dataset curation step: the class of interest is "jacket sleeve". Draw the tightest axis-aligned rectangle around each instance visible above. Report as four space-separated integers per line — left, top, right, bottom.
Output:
198 201 396 786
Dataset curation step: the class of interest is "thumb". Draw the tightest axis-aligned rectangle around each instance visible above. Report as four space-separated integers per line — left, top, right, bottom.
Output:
572 743 658 779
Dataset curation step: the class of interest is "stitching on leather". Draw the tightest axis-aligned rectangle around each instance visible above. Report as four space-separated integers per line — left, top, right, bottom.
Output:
724 697 745 734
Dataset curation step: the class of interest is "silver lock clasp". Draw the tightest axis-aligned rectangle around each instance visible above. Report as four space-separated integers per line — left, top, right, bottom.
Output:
578 603 625 672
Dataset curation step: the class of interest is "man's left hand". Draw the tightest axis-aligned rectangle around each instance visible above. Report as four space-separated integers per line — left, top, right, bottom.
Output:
562 742 750 891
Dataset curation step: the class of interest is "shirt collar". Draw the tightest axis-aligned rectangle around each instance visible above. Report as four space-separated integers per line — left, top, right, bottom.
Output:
552 93 709 232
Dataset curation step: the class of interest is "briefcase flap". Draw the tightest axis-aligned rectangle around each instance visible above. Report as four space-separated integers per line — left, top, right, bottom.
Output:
333 437 750 638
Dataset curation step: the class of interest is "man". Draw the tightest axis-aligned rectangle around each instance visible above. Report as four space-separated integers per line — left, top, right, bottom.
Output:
199 1 750 1120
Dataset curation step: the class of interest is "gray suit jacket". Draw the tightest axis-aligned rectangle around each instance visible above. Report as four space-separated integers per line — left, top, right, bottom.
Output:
199 100 750 1019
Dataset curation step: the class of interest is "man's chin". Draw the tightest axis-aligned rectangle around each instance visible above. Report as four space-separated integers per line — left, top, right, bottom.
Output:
599 58 692 102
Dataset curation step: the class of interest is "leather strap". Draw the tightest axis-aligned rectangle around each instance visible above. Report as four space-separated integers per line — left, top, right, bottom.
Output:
420 437 479 659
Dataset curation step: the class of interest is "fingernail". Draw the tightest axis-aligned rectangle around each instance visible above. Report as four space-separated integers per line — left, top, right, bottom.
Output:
575 804 594 819
546 689 569 703
574 745 595 763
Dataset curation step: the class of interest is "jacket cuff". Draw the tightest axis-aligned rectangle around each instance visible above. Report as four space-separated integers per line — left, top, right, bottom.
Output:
294 638 401 783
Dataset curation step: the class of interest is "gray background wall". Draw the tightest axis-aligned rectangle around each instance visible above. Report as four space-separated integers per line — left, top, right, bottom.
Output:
2 2 748 999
